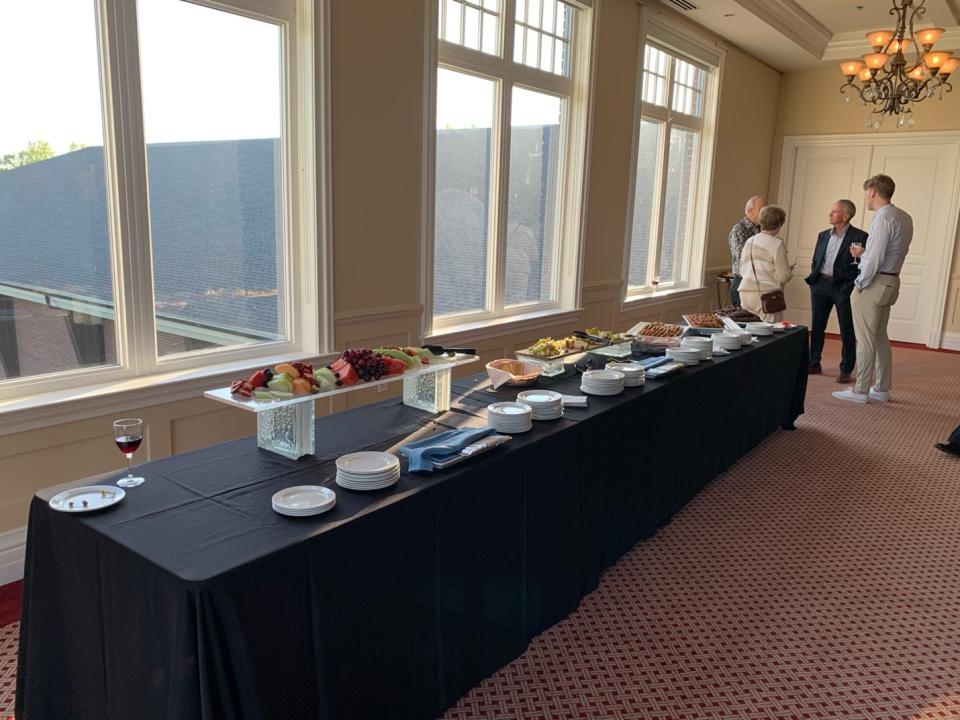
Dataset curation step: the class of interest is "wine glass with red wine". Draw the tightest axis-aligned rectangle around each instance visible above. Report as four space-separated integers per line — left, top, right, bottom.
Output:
113 418 145 488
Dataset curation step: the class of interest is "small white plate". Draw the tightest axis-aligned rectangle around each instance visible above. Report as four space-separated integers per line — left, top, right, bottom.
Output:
336 451 400 475
582 369 625 382
49 485 125 513
516 390 562 405
488 402 533 416
272 485 336 516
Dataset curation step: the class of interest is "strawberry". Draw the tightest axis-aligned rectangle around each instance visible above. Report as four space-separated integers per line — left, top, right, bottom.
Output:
247 369 267 388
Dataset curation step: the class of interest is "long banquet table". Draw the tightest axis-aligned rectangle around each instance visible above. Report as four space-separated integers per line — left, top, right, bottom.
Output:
17 328 808 720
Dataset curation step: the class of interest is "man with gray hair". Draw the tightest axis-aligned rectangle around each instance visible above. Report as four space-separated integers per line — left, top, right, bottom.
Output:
805 199 867 383
727 195 765 306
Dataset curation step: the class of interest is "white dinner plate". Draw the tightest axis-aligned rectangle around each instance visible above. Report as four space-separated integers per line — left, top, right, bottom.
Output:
49 485 126 513
488 401 533 414
272 485 336 517
336 451 400 475
516 390 563 405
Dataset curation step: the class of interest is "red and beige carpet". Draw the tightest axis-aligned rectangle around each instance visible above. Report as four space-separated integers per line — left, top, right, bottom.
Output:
2 339 959 719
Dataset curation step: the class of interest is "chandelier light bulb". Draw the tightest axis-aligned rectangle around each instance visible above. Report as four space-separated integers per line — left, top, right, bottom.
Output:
907 65 927 81
916 27 945 48
858 67 874 82
923 51 951 69
941 57 959 77
888 38 913 54
840 60 865 77
864 52 889 70
866 29 895 51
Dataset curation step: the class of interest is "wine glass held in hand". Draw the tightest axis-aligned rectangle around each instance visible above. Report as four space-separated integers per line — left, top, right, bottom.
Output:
850 242 864 266
113 418 145 488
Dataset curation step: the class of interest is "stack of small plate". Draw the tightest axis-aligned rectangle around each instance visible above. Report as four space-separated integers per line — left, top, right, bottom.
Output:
772 322 786 333
580 369 625 396
335 451 401 491
272 485 336 517
516 390 564 420
665 347 701 366
487 402 534 433
746 321 774 336
680 336 713 360
607 363 645 387
714 332 743 351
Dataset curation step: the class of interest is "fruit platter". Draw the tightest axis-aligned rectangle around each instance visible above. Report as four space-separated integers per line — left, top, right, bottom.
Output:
205 346 478 460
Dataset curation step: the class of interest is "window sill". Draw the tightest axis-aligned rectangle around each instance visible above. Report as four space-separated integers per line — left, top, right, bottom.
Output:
0 350 337 436
426 307 584 347
621 286 705 311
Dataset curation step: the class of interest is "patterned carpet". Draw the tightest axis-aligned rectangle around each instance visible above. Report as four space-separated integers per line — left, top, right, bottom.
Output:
2 339 959 719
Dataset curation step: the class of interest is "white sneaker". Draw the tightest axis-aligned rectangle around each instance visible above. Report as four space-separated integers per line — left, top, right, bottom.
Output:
832 387 869 404
869 387 890 402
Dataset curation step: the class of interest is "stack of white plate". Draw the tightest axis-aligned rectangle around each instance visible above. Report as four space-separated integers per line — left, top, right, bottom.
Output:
681 336 713 360
487 402 534 433
607 363 644 387
272 485 337 516
516 390 563 420
580 369 625 396
746 321 774 336
665 347 701 366
714 331 743 351
335 451 401 491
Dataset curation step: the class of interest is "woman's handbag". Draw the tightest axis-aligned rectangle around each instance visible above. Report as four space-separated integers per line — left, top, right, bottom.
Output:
750 242 787 314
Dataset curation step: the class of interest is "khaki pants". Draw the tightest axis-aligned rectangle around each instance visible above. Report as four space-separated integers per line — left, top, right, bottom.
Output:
851 274 900 394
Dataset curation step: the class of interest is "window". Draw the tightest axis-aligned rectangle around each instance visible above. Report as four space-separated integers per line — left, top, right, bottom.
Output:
428 0 593 331
626 39 716 297
0 0 321 398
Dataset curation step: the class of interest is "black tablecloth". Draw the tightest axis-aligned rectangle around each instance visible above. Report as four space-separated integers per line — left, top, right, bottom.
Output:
17 328 808 720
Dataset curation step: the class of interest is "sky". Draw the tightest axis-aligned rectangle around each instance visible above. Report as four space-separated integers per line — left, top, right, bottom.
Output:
0 0 281 158
0 0 561 159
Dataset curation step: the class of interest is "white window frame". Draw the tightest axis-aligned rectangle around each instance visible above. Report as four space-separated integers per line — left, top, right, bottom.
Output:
623 12 722 303
0 0 330 404
423 0 595 336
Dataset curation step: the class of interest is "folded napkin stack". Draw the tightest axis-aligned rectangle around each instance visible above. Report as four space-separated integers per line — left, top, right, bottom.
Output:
400 427 498 472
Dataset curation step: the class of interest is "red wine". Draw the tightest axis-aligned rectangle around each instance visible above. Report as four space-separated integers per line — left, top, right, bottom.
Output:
115 435 142 454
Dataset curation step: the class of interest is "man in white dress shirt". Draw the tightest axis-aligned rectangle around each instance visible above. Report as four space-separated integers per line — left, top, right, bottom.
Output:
833 174 913 404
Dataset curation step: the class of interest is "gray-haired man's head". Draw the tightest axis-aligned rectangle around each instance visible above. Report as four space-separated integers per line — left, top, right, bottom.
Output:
745 195 766 225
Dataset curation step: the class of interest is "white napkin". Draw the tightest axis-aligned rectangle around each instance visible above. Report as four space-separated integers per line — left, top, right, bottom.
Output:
561 395 588 407
486 366 514 390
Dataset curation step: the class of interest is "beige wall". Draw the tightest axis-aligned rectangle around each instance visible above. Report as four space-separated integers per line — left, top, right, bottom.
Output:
0 0 784 538
770 64 960 334
705 46 782 275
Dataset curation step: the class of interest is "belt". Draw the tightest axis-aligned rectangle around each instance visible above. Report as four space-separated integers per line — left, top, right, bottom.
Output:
820 273 834 281
879 271 899 276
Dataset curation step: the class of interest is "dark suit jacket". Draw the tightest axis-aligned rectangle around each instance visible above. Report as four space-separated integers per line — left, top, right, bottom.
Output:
804 225 867 287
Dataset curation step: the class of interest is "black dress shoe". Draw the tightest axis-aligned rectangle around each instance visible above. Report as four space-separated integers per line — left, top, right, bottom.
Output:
808 364 822 375
836 373 853 384
936 442 960 457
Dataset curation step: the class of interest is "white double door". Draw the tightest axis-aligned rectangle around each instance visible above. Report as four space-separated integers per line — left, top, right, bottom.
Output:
778 134 960 346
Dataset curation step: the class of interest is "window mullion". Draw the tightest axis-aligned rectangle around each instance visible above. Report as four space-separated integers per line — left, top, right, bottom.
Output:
491 74 512 316
100 0 159 377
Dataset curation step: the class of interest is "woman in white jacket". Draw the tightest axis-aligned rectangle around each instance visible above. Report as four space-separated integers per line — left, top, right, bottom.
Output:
738 205 794 322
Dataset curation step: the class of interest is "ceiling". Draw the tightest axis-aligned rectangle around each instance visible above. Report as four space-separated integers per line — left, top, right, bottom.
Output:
654 0 960 71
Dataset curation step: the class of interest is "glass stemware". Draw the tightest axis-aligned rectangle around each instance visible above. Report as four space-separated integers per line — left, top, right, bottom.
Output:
850 242 863 266
113 418 145 488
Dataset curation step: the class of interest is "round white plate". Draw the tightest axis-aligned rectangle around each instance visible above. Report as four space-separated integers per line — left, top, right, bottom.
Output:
582 369 625 381
49 485 125 513
336 451 400 475
336 474 399 491
488 402 533 416
272 485 336 513
516 390 562 404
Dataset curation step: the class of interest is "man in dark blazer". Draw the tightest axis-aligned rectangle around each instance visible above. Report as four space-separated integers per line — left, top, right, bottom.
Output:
805 199 867 383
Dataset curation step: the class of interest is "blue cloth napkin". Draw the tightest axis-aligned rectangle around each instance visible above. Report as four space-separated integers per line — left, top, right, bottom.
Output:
400 427 497 472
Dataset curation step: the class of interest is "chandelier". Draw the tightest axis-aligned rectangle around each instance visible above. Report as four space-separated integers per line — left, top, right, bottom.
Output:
839 0 956 129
